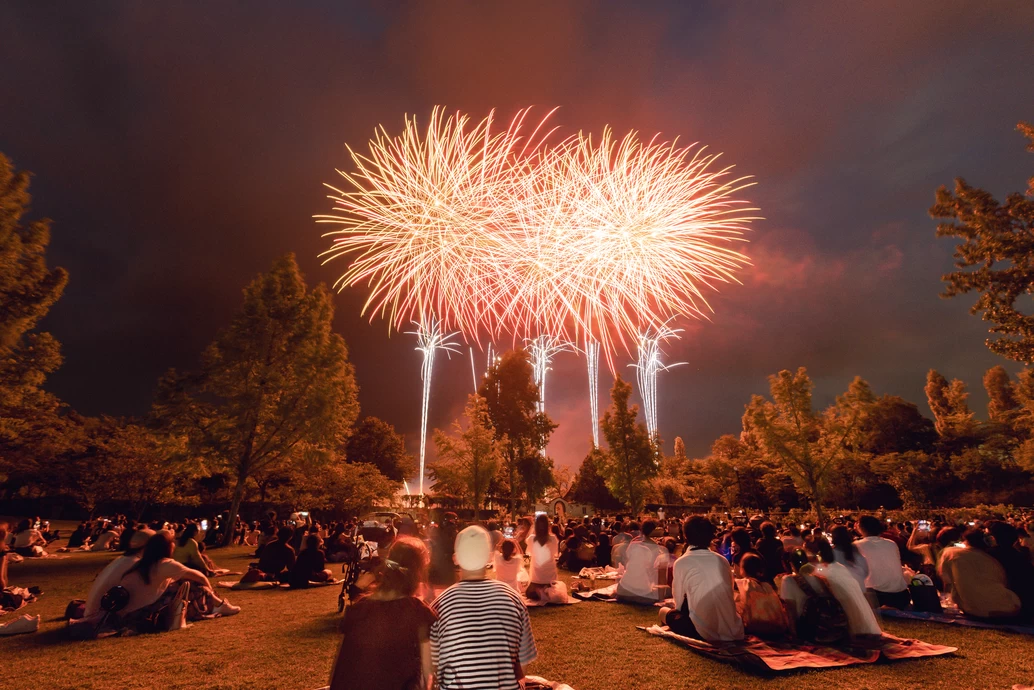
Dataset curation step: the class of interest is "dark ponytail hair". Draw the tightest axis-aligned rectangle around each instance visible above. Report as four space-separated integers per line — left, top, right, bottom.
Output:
126 532 174 585
178 523 199 548
534 514 550 547
830 526 856 563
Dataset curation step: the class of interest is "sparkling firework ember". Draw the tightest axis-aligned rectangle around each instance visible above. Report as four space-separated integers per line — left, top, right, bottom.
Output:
631 321 685 441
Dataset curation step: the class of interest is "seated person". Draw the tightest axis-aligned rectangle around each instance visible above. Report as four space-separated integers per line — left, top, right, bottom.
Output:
986 521 1034 621
242 526 297 583
120 532 239 631
84 529 154 617
88 522 119 552
734 553 791 639
8 519 49 557
617 520 669 604
289 535 333 588
780 540 882 639
659 516 744 643
854 515 910 609
611 522 636 567
939 528 1022 620
494 538 525 593
755 522 786 582
173 524 211 575
66 521 90 549
431 527 537 690
728 527 759 570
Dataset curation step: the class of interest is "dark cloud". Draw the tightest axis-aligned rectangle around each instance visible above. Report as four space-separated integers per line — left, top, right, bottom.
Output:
0 2 1031 465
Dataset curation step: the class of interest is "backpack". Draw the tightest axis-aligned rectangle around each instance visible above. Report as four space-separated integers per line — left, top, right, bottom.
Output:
736 578 791 638
793 574 849 645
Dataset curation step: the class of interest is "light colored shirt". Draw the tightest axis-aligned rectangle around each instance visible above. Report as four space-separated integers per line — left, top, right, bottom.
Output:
671 548 744 643
854 537 907 593
780 562 882 637
527 535 558 585
493 553 524 592
11 529 45 549
833 546 870 593
121 558 203 613
85 554 140 616
90 531 118 552
617 538 667 601
939 546 1021 619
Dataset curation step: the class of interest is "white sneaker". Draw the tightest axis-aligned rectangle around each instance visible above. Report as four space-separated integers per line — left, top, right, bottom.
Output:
212 599 241 617
0 614 40 635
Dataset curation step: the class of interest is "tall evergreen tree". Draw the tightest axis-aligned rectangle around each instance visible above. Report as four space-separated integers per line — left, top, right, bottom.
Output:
931 123 1034 362
345 416 415 483
925 369 975 438
430 394 502 519
0 154 69 483
599 376 655 513
570 446 621 510
479 349 556 515
984 365 1019 422
154 254 358 544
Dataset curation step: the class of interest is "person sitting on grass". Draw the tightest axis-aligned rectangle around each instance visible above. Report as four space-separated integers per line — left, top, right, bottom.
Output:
831 525 870 593
289 534 333 588
525 514 562 603
66 521 90 549
83 529 154 617
329 536 435 690
173 524 212 575
780 539 882 639
616 519 669 605
939 527 1022 621
494 538 525 593
241 525 296 583
854 515 910 609
431 526 537 690
734 553 791 639
88 521 120 552
986 521 1034 621
118 531 239 632
8 519 50 557
659 516 744 643
755 522 786 583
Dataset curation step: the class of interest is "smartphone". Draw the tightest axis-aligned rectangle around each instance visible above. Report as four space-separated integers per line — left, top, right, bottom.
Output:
953 541 966 548
917 520 930 531
201 519 209 531
504 526 514 537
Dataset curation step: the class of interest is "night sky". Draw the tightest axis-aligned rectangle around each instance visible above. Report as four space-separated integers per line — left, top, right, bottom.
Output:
2 2 1033 469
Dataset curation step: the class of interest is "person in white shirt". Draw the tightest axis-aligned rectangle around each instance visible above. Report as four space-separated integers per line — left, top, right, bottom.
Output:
831 525 870 593
854 516 910 609
779 540 882 638
525 514 560 603
84 529 154 617
659 516 744 643
120 531 239 630
89 524 120 552
493 539 526 593
9 519 49 557
616 520 668 604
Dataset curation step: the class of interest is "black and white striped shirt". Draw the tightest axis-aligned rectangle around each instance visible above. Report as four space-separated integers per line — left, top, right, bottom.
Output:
431 578 538 690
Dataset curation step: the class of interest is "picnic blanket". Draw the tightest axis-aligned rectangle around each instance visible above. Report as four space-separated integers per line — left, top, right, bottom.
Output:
640 625 956 672
880 607 1034 635
577 566 621 580
571 583 619 602
525 676 576 690
524 595 579 607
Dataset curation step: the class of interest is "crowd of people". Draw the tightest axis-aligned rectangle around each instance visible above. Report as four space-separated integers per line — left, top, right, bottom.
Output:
3 507 1033 687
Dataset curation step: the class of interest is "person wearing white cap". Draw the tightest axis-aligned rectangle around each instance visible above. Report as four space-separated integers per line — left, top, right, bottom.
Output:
430 526 538 690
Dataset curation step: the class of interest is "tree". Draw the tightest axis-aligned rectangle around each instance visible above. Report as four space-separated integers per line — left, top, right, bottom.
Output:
0 154 69 481
871 451 954 509
673 437 687 463
545 465 574 502
925 370 975 438
746 369 869 523
600 376 655 513
479 350 556 515
344 417 415 483
984 365 1019 422
856 395 937 455
570 446 622 510
931 122 1034 362
429 394 502 519
154 254 358 545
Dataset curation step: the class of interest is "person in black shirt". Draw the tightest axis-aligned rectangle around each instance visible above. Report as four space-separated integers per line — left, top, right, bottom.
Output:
289 535 332 588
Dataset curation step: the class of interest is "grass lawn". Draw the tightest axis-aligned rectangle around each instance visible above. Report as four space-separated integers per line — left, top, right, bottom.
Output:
3 531 1034 689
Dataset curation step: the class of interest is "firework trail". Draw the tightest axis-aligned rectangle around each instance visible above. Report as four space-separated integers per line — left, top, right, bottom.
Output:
631 321 684 441
585 338 601 448
408 318 460 496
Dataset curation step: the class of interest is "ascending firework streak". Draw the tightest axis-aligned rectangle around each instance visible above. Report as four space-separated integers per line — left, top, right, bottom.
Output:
527 334 574 417
584 338 601 447
631 322 685 441
408 318 460 496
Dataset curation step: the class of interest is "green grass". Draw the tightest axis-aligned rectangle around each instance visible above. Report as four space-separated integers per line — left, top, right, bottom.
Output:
4 531 1034 689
